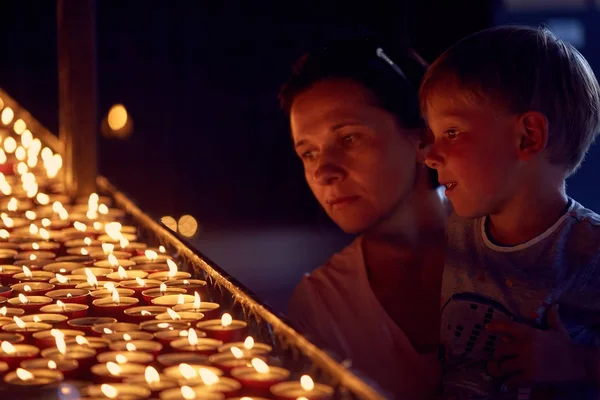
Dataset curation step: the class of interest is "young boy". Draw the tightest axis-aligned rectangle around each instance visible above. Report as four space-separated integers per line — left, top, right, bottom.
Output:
420 26 600 399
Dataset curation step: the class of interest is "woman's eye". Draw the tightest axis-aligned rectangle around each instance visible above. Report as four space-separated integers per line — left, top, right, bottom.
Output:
300 150 316 160
445 129 460 139
341 134 357 146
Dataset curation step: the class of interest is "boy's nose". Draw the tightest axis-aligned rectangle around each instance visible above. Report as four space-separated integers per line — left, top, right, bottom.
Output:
424 144 444 170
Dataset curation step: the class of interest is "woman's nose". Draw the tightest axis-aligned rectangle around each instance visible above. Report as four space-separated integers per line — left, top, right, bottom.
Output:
313 151 346 186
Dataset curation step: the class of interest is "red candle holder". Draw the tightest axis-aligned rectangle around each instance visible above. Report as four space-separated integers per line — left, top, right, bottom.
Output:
48 274 87 289
0 332 25 344
13 259 54 270
65 335 110 353
32 328 85 349
89 250 132 260
162 363 222 380
92 296 139 318
139 320 191 334
42 262 85 275
40 303 88 320
93 259 135 269
97 351 154 365
11 282 54 296
0 343 39 369
165 279 208 296
147 271 192 282
143 287 187 304
63 238 102 248
90 288 135 300
67 317 118 335
123 372 179 395
0 265 22 285
174 302 222 321
20 358 79 380
22 313 69 327
158 386 224 400
91 322 141 336
3 367 64 387
14 251 56 261
0 285 13 299
208 352 267 373
230 363 290 397
7 295 53 312
218 340 272 355
0 249 17 264
72 267 113 278
45 288 89 304
41 344 97 370
17 241 61 254
170 337 224 356
119 279 162 297
123 306 169 323
91 362 146 383
84 383 151 399
13 270 55 283
108 340 163 357
196 317 248 343
150 293 194 307
153 328 207 347
179 376 242 397
130 254 172 264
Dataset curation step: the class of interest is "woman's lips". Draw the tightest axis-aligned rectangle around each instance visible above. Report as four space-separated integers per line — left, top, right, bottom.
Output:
327 196 360 207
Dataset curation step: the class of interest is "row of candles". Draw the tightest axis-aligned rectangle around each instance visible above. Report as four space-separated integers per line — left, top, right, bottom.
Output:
0 117 335 399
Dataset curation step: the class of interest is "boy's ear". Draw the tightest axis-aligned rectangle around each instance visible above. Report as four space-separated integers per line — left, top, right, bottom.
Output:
517 111 548 160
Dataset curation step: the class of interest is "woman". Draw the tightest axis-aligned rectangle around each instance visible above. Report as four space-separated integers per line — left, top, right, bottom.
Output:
279 35 448 398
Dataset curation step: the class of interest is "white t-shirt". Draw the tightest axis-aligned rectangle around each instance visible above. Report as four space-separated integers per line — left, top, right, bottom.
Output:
288 236 441 398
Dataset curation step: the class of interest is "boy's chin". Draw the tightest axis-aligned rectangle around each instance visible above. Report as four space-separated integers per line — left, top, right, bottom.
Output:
449 201 489 219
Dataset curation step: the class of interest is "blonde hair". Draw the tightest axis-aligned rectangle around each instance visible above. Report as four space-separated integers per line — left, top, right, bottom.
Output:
420 25 600 176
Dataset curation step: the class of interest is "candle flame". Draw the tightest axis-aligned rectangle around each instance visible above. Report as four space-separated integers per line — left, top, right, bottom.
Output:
167 308 180 320
251 358 270 374
126 342 136 351
58 208 69 221
104 328 113 334
29 223 38 235
76 335 89 346
89 193 99 206
179 330 188 337
56 335 67 355
193 292 201 309
115 354 127 364
107 362 121 376
117 266 127 279
48 360 57 369
39 228 50 240
300 375 314 391
36 193 50 205
123 333 132 341
56 274 69 284
102 243 114 254
84 268 98 287
144 250 158 261
157 322 169 329
187 328 198 346
179 364 197 379
103 282 116 292
140 310 151 316
183 280 189 285
181 386 196 400
73 221 87 232
244 336 254 350
1 341 15 354
111 290 120 304
0 306 6 316
31 243 40 250
7 198 17 212
51 329 64 339
108 254 119 267
93 221 103 230
0 229 8 239
33 315 41 323
29 254 37 261
101 384 118 399
16 368 33 381
80 248 88 255
22 266 32 278
18 293 29 305
41 218 51 227
135 277 145 287
167 259 177 276
221 313 233 328
25 211 36 220
199 368 220 385
177 294 184 305
145 366 160 384
98 204 109 215
67 293 72 298
23 284 32 292
56 300 66 308
159 246 166 253
230 346 244 359
84 237 92 246
119 237 129 249
160 283 167 293
104 222 122 241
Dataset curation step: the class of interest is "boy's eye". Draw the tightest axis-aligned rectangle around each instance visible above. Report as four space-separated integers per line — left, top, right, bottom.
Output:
445 129 460 139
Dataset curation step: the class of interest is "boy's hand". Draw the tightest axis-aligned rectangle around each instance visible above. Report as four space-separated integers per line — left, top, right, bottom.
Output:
485 305 596 388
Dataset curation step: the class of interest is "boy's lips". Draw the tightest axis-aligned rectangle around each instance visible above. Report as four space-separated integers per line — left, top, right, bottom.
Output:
440 181 457 194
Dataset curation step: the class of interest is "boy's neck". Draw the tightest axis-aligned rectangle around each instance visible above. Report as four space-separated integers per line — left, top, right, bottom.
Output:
487 179 568 246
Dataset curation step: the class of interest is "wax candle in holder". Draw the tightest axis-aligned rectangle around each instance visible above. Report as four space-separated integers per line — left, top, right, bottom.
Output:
13 266 55 283
118 241 148 256
11 282 55 296
218 336 272 356
106 266 148 282
156 309 204 323
41 337 97 369
7 294 53 312
151 293 195 307
165 279 208 296
4 367 64 387
143 284 187 303
97 351 154 365
73 267 113 279
2 316 53 339
93 255 135 270
64 238 102 249
108 340 163 356
158 386 225 400
123 305 169 323
0 265 23 285
123 366 178 394
92 290 139 317
196 313 248 343
0 342 40 369
0 285 13 299
0 305 25 318
13 258 55 270
180 367 242 397
92 361 147 383
89 250 132 261
40 301 88 319
170 328 223 355
153 328 207 346
33 328 85 349
270 375 335 400
139 320 191 334
15 251 56 261
67 317 118 335
22 313 69 327
209 346 267 373
46 288 89 304
102 331 154 342
90 287 135 300
130 250 172 265
173 292 220 320
162 363 223 381
0 249 17 264
49 273 87 289
18 241 61 254
43 262 85 275
147 260 191 282
66 334 110 352
230 358 290 396
130 263 169 275
119 278 162 296
0 332 25 344
92 322 141 336
84 383 151 399
20 358 79 379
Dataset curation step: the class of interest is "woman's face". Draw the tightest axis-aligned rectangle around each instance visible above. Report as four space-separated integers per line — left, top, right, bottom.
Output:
290 79 422 233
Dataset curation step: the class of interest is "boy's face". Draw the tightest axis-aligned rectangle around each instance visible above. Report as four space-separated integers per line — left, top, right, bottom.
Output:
424 93 523 218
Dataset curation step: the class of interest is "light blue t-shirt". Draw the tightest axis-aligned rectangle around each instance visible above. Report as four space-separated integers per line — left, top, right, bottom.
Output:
440 199 600 399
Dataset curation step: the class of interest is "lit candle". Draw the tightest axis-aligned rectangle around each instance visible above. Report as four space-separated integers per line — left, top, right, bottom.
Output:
91 322 141 336
155 309 204 323
170 328 223 355
122 366 179 394
21 313 68 327
150 293 195 307
119 277 162 296
20 358 78 379
17 241 60 253
48 273 87 289
0 342 40 369
195 313 248 343
32 328 85 349
13 258 54 271
102 331 154 342
45 288 89 304
179 367 242 397
0 332 25 345
218 336 273 356
63 238 102 249
93 257 136 270
123 305 169 323
162 363 224 381
165 278 208 296
84 383 151 399
158 386 225 400
11 282 54 296
108 340 163 356
0 250 17 264
40 301 89 319
153 328 207 346
143 285 187 303
4 367 64 387
209 346 267 373
67 317 118 335
97 351 154 365
40 336 97 369
230 359 291 396
0 265 22 285
7 294 53 312
139 320 191 334
130 250 172 265
90 287 136 300
72 266 113 279
91 361 147 383
129 262 169 275
66 334 110 352
2 316 53 339
43 261 87 274
147 259 191 281
14 251 56 261
0 305 25 318
106 266 148 282
156 353 210 368
173 291 220 319
270 375 335 400
92 290 139 317
12 267 54 283
90 250 132 261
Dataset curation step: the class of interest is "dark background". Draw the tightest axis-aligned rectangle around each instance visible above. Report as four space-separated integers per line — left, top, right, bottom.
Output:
1 0 598 312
